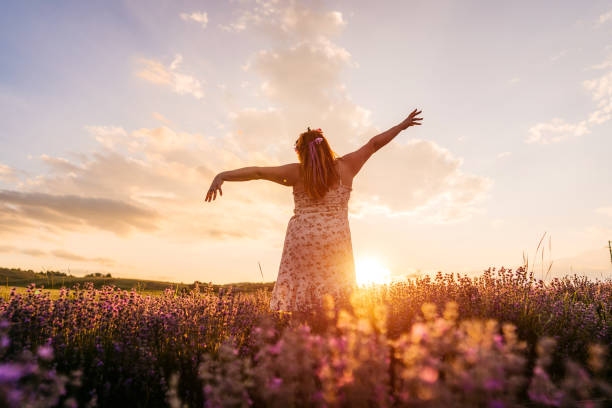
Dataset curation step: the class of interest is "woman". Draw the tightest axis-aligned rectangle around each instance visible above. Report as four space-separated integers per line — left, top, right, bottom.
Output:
205 109 423 314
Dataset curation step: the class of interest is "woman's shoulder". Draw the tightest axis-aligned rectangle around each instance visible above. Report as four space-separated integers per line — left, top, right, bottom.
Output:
334 157 353 188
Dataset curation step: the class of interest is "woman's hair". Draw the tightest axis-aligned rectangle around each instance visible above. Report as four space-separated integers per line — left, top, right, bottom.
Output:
294 127 339 200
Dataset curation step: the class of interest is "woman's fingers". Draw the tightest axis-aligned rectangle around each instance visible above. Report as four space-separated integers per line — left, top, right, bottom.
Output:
205 185 222 201
205 179 224 202
408 112 423 126
205 187 214 202
407 109 422 122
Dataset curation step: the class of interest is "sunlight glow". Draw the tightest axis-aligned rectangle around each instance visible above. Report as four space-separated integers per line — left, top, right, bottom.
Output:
355 256 392 286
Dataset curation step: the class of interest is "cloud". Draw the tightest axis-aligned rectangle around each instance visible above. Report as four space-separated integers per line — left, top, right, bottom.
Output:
51 249 115 266
0 245 114 265
350 139 492 221
0 190 159 235
526 118 590 144
220 0 345 39
227 107 288 151
136 54 204 99
588 55 612 70
1 120 290 242
527 57 612 144
83 126 128 149
0 245 46 257
249 38 353 105
497 151 511 158
589 60 612 70
180 11 208 29
152 112 171 125
0 163 17 182
596 9 612 27
21 248 47 257
583 70 612 124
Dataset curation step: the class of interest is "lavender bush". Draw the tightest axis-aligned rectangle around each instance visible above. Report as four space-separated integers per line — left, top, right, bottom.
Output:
0 266 610 407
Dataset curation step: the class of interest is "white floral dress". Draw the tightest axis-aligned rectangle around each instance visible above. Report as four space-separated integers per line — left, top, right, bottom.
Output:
270 172 357 312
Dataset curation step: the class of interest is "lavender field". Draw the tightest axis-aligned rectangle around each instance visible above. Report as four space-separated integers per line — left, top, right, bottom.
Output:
1 266 611 407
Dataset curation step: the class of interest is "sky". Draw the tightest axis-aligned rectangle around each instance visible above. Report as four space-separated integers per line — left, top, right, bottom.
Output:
1 0 611 284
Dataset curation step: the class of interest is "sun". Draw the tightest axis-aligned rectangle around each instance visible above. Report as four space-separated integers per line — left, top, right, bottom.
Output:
355 256 392 286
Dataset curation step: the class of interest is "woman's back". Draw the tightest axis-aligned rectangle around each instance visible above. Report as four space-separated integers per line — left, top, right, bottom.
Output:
291 159 352 216
270 159 356 312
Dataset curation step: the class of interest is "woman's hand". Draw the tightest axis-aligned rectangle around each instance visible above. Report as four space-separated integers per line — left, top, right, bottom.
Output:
398 108 423 130
205 174 224 202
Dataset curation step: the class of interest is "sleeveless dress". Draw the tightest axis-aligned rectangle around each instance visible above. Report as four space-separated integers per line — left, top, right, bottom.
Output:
270 170 357 312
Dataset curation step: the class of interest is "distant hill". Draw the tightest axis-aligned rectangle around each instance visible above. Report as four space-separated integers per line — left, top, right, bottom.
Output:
0 267 275 294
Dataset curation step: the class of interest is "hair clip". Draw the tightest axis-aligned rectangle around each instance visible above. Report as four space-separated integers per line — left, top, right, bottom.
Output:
311 137 323 145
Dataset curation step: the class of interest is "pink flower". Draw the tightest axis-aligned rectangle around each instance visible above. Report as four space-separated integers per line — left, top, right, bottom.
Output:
419 367 438 384
37 345 54 361
411 323 428 342
269 377 283 390
268 340 284 355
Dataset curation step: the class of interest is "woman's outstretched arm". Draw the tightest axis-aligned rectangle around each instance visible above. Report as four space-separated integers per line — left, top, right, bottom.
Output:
205 163 299 202
342 108 423 177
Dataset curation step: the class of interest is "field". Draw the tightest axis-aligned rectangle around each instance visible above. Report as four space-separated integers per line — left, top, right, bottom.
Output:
0 266 611 407
0 267 275 294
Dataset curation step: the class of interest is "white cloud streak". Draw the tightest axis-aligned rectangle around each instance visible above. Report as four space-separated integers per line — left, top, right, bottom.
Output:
180 11 208 29
136 54 204 99
527 58 612 144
